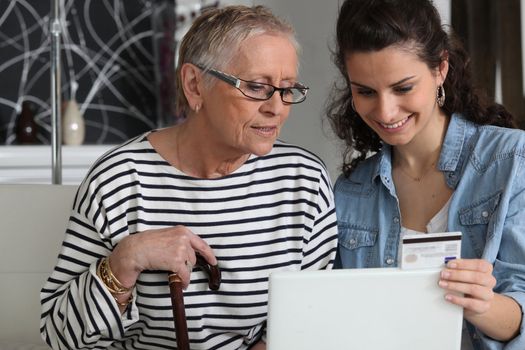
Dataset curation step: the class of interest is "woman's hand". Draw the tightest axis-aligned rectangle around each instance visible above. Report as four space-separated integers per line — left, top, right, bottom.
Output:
110 226 217 290
438 258 521 341
438 258 496 317
249 340 266 350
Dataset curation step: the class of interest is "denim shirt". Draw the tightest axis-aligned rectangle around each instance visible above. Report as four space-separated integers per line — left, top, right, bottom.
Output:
334 114 525 350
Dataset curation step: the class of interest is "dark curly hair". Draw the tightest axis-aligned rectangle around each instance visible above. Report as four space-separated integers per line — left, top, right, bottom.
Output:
326 0 516 177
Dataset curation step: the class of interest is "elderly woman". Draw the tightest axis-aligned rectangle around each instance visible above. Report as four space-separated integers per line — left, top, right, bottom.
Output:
39 5 337 350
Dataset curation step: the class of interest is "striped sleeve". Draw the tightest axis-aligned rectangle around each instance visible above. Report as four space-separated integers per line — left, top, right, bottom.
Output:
40 169 139 349
301 164 338 270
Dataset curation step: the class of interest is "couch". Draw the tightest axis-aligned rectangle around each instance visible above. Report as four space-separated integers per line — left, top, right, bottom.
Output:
0 184 77 349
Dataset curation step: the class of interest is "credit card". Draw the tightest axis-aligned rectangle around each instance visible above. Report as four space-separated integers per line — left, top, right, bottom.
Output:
400 231 462 270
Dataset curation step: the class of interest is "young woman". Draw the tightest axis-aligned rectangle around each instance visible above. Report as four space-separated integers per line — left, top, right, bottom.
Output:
327 0 525 349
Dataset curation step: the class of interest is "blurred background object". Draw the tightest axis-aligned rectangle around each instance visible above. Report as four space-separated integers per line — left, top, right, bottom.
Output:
452 0 525 129
0 0 249 185
15 100 38 144
4 0 522 183
0 0 245 146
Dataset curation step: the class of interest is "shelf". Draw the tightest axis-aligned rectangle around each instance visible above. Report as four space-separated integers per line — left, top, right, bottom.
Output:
0 145 115 184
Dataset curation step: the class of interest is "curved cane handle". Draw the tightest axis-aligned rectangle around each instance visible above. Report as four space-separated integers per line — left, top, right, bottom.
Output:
195 253 221 290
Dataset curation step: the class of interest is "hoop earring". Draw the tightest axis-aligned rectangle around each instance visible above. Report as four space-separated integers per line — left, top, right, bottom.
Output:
351 98 357 112
436 85 445 107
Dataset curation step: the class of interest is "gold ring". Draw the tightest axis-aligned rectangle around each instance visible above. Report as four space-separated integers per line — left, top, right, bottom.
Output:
168 272 182 284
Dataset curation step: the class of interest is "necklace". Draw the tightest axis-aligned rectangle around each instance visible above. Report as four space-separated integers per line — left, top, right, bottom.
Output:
397 161 436 182
395 148 441 182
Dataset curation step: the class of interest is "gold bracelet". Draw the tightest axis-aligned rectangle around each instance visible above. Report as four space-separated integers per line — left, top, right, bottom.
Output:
97 257 134 294
114 293 134 307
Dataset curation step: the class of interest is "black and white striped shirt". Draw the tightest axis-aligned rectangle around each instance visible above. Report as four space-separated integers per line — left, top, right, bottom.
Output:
40 134 338 350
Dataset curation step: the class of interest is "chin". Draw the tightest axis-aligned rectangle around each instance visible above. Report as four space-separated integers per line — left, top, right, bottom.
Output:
250 143 275 157
381 136 414 147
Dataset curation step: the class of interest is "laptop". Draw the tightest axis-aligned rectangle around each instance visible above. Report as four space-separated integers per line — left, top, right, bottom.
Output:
267 268 463 350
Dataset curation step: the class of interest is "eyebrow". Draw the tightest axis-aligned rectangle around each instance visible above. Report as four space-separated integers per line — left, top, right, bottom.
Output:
253 75 298 84
350 75 416 89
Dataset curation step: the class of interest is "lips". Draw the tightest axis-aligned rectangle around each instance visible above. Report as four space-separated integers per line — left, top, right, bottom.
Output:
253 126 275 132
379 116 411 129
250 125 278 139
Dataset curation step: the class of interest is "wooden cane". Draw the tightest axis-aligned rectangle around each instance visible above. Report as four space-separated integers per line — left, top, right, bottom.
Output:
169 273 189 350
169 254 221 350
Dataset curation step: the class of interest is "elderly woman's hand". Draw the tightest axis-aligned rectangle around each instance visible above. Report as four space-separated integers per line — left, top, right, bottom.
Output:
438 259 496 316
110 226 217 290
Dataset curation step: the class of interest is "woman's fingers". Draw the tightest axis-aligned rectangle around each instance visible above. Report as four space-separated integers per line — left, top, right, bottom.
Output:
440 259 496 289
440 268 496 289
439 279 494 300
446 258 493 274
189 233 217 266
165 226 217 288
113 225 217 289
438 258 496 315
438 278 494 314
441 289 493 314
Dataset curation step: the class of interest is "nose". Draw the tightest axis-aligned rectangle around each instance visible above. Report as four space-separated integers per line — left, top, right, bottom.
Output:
374 94 398 122
260 91 287 117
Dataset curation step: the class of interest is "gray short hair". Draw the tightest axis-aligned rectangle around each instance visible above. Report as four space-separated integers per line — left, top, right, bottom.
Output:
175 5 299 116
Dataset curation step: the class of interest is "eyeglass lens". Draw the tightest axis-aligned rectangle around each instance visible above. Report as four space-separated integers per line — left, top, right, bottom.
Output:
239 81 307 103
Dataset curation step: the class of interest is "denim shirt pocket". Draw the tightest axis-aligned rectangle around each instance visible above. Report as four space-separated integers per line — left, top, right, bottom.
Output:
458 191 501 258
337 224 379 268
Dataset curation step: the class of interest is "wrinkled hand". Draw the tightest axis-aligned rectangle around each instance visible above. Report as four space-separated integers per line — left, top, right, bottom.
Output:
438 259 496 318
110 225 217 289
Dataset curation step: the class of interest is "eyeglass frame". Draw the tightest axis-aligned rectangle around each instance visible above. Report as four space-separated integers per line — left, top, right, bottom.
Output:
195 65 309 104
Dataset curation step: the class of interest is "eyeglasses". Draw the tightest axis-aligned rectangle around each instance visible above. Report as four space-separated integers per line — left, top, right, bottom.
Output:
197 65 309 104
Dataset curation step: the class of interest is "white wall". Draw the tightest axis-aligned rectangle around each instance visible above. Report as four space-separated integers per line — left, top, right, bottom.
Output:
253 0 343 181
434 0 451 25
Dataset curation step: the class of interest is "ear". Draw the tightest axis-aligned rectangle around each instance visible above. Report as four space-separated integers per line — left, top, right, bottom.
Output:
437 51 449 85
180 63 204 111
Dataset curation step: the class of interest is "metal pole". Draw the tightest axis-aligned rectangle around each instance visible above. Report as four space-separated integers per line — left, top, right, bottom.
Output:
50 0 62 184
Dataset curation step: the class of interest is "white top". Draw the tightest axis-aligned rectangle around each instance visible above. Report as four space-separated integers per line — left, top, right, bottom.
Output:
400 197 451 237
40 134 338 350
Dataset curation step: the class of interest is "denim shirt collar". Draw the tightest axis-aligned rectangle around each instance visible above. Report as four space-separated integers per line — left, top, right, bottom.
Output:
372 113 474 192
439 113 468 172
372 145 396 195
